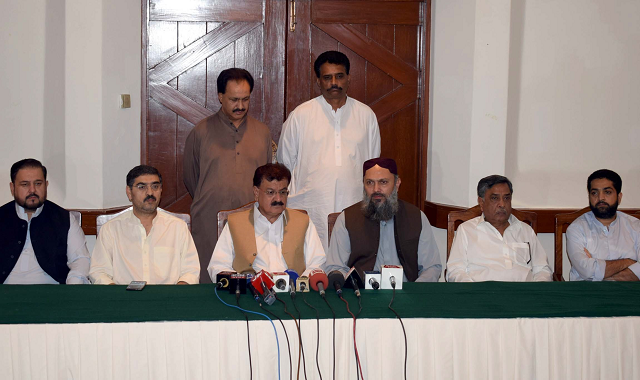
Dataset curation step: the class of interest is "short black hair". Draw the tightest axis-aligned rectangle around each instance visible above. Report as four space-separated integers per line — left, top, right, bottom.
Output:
587 169 622 194
253 163 291 187
11 158 47 183
126 165 162 187
314 51 350 78
217 68 254 94
477 175 513 198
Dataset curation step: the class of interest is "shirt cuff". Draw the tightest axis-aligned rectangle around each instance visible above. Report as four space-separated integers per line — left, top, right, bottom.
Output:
594 258 607 281
178 273 199 285
66 276 88 285
627 262 640 280
91 274 114 285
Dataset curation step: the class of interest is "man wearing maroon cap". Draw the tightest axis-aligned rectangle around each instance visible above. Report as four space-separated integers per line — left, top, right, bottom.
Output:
325 158 441 282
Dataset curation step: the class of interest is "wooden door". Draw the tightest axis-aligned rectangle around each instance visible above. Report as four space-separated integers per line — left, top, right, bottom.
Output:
143 0 430 211
142 0 286 212
286 0 430 207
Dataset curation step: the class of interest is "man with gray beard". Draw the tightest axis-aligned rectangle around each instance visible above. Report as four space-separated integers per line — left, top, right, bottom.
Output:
325 158 441 282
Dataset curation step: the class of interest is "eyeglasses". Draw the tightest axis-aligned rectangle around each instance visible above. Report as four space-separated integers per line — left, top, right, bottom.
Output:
260 189 289 197
133 183 162 191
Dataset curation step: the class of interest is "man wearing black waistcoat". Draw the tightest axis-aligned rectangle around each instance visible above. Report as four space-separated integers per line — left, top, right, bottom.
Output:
325 157 441 282
0 159 90 284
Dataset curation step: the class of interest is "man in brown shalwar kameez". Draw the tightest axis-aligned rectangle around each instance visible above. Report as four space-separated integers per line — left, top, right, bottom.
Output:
183 68 272 283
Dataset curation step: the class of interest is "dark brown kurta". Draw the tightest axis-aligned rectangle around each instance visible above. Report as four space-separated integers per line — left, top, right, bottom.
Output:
183 110 271 283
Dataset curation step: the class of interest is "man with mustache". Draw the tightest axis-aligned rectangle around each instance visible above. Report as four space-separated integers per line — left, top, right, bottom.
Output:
566 169 639 281
208 163 325 281
277 51 381 254
1 159 90 284
183 68 272 283
90 165 200 284
325 158 441 282
447 175 552 282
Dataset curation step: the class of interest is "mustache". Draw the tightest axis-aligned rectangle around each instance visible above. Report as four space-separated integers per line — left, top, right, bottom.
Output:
27 194 40 200
596 201 609 207
271 201 285 206
328 85 343 91
232 108 246 113
144 195 157 202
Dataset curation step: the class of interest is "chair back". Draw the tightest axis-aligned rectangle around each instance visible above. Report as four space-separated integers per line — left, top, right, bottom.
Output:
327 212 341 244
96 207 190 236
553 206 590 281
69 211 82 226
446 205 538 261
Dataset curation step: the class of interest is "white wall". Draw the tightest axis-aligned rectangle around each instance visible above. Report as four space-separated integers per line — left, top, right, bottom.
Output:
0 0 140 209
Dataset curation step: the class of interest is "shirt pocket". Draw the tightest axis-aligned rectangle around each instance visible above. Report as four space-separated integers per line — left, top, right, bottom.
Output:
152 247 176 282
510 242 531 267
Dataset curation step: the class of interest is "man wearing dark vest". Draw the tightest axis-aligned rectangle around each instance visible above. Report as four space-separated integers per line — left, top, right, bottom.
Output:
208 163 325 281
1 158 90 284
325 158 441 282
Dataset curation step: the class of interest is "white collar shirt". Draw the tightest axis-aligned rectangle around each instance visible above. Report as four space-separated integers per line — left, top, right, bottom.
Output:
208 204 326 281
89 209 200 284
276 95 381 252
446 214 552 282
566 211 640 281
4 203 90 284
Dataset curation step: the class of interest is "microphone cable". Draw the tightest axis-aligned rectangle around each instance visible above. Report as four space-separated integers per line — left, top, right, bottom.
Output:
260 302 294 380
214 286 281 380
301 292 323 380
339 296 364 380
286 293 309 380
236 296 253 380
321 295 337 380
388 279 407 380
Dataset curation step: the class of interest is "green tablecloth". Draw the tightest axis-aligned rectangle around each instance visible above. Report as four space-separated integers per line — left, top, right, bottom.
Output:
2 282 640 324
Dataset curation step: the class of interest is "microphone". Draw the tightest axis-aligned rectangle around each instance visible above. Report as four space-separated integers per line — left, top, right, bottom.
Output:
250 270 276 305
344 268 364 297
328 271 345 296
364 271 381 290
309 269 329 297
381 265 404 290
247 282 261 303
272 271 290 293
285 269 299 297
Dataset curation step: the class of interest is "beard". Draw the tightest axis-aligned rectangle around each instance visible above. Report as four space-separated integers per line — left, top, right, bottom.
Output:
16 193 45 212
590 200 618 219
360 187 399 221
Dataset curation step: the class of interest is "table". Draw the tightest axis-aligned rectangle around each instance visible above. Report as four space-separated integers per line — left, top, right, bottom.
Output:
2 282 640 379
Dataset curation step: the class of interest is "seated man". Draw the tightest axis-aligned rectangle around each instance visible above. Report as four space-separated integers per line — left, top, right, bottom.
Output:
325 158 441 282
208 163 325 281
446 175 552 282
1 159 90 284
90 165 199 284
567 169 639 281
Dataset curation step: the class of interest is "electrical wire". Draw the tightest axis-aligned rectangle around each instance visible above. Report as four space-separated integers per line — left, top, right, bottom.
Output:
276 296 305 380
388 283 408 380
214 287 281 380
261 302 293 380
302 292 323 380
288 295 309 380
236 296 253 380
340 296 364 380
322 296 336 380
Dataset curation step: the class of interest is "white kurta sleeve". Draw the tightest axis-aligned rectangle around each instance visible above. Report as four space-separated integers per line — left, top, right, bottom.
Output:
178 225 200 284
301 218 326 276
446 224 474 282
277 112 298 171
207 224 236 282
89 225 116 285
415 212 442 282
66 213 91 284
324 212 351 276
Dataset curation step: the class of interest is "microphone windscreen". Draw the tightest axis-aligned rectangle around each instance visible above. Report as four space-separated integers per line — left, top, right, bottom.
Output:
285 269 299 283
309 269 329 291
328 271 345 288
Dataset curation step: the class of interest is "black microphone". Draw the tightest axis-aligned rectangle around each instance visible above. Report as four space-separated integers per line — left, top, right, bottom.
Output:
345 268 364 297
328 271 345 296
368 277 380 290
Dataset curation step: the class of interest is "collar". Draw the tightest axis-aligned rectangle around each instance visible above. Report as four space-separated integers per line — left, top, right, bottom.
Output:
217 109 247 130
585 210 619 230
124 207 161 227
478 213 519 232
15 201 44 222
318 94 350 113
253 202 287 235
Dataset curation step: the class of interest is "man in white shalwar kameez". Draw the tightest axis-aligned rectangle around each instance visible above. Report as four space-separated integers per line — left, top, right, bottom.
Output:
277 51 381 251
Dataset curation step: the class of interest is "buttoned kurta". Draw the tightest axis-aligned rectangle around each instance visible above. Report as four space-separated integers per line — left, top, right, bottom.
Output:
183 110 272 282
277 96 380 252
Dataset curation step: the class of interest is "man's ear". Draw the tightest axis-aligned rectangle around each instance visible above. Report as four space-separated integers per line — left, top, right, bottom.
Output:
9 182 15 197
125 186 132 202
395 177 401 191
253 186 260 202
618 192 623 206
478 196 484 212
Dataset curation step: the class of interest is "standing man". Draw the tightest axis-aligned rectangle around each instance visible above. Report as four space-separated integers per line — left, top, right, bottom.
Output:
446 175 553 282
278 51 381 252
1 158 90 284
567 169 639 281
90 165 200 285
325 158 441 282
183 68 272 282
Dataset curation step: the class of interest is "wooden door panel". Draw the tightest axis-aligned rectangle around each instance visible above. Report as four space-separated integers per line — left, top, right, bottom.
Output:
144 0 285 212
